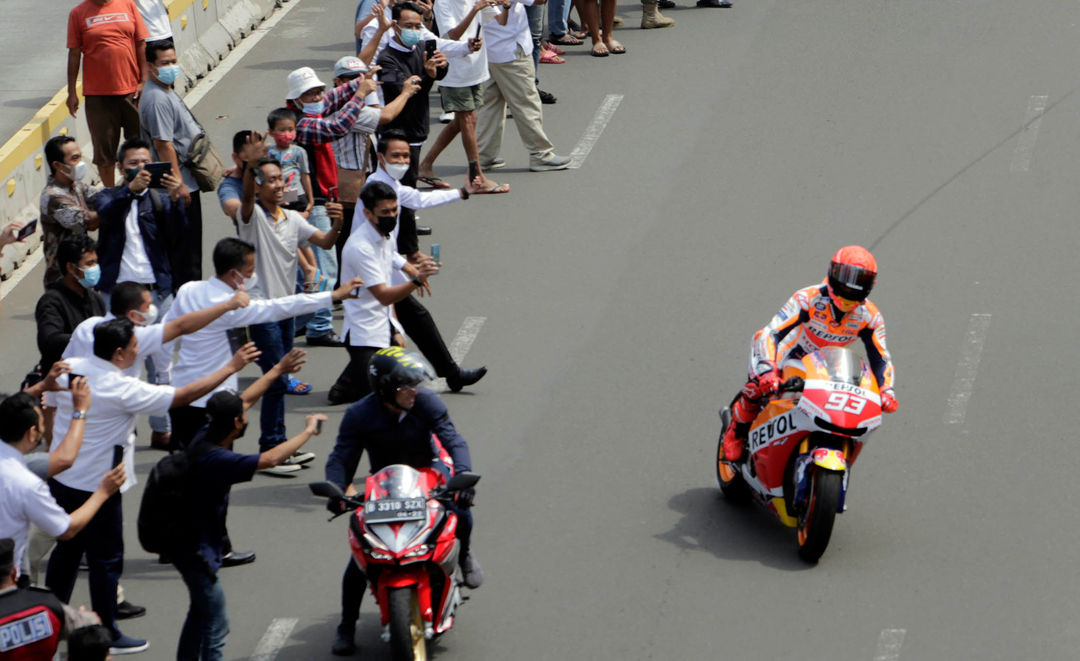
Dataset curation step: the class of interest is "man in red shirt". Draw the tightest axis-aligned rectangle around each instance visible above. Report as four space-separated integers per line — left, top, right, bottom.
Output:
66 0 149 188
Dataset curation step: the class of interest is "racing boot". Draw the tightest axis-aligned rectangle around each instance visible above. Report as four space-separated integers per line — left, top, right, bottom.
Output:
722 421 750 462
460 550 484 589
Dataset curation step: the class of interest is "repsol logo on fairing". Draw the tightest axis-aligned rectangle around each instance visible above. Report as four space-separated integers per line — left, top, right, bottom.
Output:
749 411 797 450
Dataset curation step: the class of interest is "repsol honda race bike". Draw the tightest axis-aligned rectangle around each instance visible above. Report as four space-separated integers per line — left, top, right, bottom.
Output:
310 466 480 661
715 346 883 562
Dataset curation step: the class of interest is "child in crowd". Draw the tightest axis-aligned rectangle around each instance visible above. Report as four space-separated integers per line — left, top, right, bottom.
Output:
266 108 315 217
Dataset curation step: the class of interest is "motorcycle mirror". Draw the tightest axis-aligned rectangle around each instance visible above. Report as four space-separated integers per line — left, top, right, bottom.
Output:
446 471 481 492
309 481 346 499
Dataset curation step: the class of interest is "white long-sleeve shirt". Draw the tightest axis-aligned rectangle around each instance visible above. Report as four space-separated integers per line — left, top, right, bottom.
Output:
351 166 462 235
165 278 333 407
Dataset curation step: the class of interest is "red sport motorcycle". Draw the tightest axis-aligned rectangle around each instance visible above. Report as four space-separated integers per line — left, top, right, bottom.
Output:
715 346 883 562
310 465 480 661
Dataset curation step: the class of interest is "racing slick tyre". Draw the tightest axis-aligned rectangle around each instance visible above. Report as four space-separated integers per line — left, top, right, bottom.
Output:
796 470 842 563
388 587 427 661
716 409 750 504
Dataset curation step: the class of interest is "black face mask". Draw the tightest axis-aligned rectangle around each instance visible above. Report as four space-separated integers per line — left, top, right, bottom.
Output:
123 166 141 182
376 214 397 236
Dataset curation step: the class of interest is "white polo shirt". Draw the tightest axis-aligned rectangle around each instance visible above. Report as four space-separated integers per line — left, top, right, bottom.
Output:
341 218 407 347
352 167 462 235
483 1 534 64
433 0 496 87
166 278 333 406
50 356 176 493
0 442 71 577
62 314 166 379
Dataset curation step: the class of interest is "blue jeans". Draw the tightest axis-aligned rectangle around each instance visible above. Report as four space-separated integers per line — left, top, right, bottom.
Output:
547 0 572 37
174 554 228 661
525 4 544 83
249 317 294 451
304 205 336 338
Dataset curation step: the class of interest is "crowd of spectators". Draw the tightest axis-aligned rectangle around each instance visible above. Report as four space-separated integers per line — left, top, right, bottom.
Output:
0 0 735 656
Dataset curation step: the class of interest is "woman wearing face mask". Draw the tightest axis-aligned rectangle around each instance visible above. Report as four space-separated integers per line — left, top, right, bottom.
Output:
40 136 101 286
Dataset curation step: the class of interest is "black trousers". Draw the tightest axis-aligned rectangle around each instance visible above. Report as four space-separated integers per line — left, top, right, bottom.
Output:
396 145 423 257
177 191 203 287
394 295 458 379
331 343 381 404
46 481 123 636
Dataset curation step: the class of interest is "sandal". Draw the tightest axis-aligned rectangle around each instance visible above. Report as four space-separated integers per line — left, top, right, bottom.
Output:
417 175 452 190
543 42 566 55
590 44 610 57
549 33 582 46
285 376 312 395
539 49 566 64
605 40 626 54
475 181 511 194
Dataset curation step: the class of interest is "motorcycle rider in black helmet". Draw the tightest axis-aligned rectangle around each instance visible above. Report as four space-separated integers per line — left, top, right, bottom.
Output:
324 347 480 656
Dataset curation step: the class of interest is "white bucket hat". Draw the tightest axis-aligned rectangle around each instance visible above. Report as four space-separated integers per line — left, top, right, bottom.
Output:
286 67 326 101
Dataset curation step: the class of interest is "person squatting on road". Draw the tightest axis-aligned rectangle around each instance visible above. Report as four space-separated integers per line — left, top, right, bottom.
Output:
721 245 898 463
324 348 481 656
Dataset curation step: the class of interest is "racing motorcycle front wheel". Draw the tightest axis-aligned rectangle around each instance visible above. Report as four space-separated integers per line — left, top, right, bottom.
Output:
796 470 842 563
716 409 750 503
388 587 427 661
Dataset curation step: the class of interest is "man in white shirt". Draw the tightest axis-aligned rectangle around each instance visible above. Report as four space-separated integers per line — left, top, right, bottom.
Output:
329 181 441 404
133 0 172 48
236 148 345 461
45 317 259 653
0 391 125 586
477 0 571 171
417 0 511 194
360 132 488 393
59 281 250 450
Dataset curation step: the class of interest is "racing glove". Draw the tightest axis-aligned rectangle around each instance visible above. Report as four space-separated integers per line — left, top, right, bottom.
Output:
742 362 782 400
881 388 898 414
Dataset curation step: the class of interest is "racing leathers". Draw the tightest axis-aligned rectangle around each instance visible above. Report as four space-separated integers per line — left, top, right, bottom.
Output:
723 281 896 461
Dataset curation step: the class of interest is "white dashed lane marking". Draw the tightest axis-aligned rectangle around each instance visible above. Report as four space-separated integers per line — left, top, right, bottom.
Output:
250 617 298 661
568 94 624 169
431 316 487 391
1009 95 1048 172
873 629 906 661
943 313 992 425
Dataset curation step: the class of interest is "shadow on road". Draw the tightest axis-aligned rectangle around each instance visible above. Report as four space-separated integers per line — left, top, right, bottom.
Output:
654 487 813 572
264 609 452 661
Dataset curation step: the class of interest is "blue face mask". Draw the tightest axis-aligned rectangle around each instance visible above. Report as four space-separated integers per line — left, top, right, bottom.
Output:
78 264 101 289
399 28 422 47
301 100 325 115
156 64 181 86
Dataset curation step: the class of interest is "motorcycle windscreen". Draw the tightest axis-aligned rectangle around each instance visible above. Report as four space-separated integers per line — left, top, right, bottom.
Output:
806 346 867 387
365 465 431 553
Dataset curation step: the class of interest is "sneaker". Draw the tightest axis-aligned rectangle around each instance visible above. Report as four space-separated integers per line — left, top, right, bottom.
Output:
459 550 483 589
481 158 506 170
529 154 571 172
439 111 453 123
115 600 146 620
307 332 345 348
283 451 316 466
110 633 149 655
260 463 302 476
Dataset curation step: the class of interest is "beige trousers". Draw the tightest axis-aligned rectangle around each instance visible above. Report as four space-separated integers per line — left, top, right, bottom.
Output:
477 49 555 165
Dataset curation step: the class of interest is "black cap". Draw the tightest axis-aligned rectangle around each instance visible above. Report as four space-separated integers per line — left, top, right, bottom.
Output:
205 391 244 426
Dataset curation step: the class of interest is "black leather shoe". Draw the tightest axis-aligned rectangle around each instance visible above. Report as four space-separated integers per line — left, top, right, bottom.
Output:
307 332 345 348
446 366 488 393
416 226 433 236
222 551 256 567
658 0 675 8
331 625 357 656
538 89 557 105
327 387 353 406
115 600 146 620
696 0 732 6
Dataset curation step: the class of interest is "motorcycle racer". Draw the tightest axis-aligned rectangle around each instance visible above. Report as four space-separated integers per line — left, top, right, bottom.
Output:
721 245 898 462
324 347 481 656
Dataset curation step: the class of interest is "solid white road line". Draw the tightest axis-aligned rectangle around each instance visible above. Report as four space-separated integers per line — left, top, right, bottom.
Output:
943 313 992 425
0 0 308 303
1009 95 1048 172
250 617 298 661
431 316 487 391
873 629 906 661
568 94 624 169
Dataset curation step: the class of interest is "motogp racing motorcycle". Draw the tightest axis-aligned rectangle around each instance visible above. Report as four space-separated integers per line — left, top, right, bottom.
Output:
310 465 481 661
715 346 883 562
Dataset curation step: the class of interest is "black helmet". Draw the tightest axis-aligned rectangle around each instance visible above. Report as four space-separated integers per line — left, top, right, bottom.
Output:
367 348 436 403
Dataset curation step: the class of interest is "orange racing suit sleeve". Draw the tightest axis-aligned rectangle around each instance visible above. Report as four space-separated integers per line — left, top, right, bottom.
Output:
751 288 810 373
858 301 895 391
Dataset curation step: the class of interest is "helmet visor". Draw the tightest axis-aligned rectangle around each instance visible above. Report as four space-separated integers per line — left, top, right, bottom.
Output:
828 262 875 301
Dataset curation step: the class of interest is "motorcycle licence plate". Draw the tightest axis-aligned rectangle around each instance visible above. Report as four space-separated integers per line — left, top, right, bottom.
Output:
363 498 427 523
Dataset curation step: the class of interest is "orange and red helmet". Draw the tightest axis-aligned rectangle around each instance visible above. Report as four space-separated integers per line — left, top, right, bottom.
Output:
827 245 877 304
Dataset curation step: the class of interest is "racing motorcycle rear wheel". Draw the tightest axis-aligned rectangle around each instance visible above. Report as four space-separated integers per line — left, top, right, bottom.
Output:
388 587 427 661
796 470 842 563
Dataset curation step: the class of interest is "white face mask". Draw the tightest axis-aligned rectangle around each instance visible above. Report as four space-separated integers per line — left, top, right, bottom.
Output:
64 161 88 181
232 269 258 292
131 303 159 327
383 161 409 181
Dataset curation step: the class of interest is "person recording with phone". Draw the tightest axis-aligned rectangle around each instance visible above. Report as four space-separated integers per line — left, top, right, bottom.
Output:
0 220 29 317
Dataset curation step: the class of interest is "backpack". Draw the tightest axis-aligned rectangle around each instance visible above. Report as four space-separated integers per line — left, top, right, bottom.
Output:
137 444 209 554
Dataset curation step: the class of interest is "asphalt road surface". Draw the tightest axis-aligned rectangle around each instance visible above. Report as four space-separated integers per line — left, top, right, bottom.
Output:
2 0 1080 659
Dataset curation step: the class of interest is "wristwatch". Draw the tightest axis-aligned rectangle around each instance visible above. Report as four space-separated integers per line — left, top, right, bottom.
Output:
72 410 87 420
411 278 424 288
459 186 470 200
